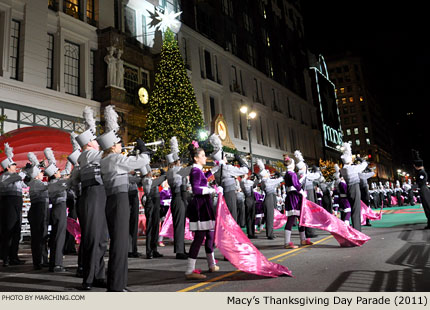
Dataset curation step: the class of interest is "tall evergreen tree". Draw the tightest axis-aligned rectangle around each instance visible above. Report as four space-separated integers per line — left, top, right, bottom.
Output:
143 28 204 159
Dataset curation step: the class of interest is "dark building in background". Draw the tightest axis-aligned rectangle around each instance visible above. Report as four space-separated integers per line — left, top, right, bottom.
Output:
180 0 308 101
326 54 395 182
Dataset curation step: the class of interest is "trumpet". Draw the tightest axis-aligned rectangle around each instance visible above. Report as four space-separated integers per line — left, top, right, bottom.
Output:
145 139 164 147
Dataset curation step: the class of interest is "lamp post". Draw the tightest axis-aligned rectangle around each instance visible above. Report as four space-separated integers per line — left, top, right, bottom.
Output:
240 105 257 172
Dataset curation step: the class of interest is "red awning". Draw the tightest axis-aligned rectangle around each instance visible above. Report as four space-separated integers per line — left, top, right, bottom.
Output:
0 126 73 170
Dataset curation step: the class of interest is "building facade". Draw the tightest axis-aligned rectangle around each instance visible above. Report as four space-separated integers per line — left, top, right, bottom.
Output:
326 54 394 181
1 0 323 166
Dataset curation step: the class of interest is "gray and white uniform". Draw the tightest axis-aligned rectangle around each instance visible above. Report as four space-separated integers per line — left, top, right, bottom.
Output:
214 164 248 222
240 178 259 237
341 161 368 231
261 177 284 239
78 149 108 287
100 152 149 292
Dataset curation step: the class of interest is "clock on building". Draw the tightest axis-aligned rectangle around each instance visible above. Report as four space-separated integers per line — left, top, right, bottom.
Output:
138 86 149 104
217 120 227 140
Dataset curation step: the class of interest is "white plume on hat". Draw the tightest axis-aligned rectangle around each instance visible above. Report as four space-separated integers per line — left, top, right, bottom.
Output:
27 152 39 167
83 106 96 133
334 164 340 180
4 143 14 159
170 136 179 154
294 150 306 171
44 147 56 165
105 105 119 133
62 161 72 175
70 132 81 151
209 134 223 151
340 142 352 164
257 159 269 177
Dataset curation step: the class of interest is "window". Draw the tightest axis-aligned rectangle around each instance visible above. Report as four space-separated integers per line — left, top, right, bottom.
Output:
64 41 80 96
182 37 190 69
265 58 273 78
247 44 256 67
349 96 354 103
64 0 80 19
231 66 238 90
348 140 352 145
243 13 252 33
254 78 260 102
355 139 360 146
347 86 353 92
338 77 343 83
204 50 213 80
9 20 21 80
209 96 216 121
232 33 237 54
141 15 148 46
364 126 369 134
354 127 359 134
341 97 347 104
222 0 233 17
352 116 357 123
343 107 348 114
343 65 349 72
141 70 149 88
366 138 371 145
277 123 281 149
124 64 138 104
86 0 96 26
90 50 95 99
47 34 54 89
350 106 355 113
340 87 345 94
260 117 265 145
346 129 351 136
238 113 244 140
359 96 364 102
344 117 350 125
124 6 136 37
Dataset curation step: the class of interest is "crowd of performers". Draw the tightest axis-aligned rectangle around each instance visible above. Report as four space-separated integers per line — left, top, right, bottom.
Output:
0 105 429 291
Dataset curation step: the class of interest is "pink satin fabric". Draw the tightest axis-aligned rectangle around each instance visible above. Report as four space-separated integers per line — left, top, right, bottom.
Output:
299 198 371 247
360 201 382 225
66 217 81 244
273 209 288 229
214 193 293 277
159 207 194 240
391 196 398 206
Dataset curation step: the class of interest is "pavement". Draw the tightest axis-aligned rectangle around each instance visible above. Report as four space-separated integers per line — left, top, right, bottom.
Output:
1 204 429 292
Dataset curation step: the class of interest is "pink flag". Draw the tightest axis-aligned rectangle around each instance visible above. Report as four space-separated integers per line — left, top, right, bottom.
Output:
299 198 371 247
159 207 193 240
273 209 288 230
360 201 382 225
66 217 81 244
214 193 293 277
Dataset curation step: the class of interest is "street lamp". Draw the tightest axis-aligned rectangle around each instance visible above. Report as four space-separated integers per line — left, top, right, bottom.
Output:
240 105 257 172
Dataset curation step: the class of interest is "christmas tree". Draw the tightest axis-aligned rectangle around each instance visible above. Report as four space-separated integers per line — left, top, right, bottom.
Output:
143 28 204 159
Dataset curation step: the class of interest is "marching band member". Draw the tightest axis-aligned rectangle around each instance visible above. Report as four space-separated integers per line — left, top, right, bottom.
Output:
240 173 259 238
209 134 248 224
257 159 283 240
128 169 142 258
395 180 403 206
26 153 49 270
142 164 166 259
76 107 107 289
166 136 192 260
184 142 220 280
412 150 430 228
0 143 26 266
340 143 367 231
282 156 311 248
44 148 70 272
98 105 150 292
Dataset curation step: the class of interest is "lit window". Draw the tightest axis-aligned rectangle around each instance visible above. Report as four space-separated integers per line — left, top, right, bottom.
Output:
335 88 338 94
341 97 347 104
364 127 369 133
346 129 351 136
359 96 364 102
340 87 345 94
356 139 360 146
354 127 359 134
349 97 354 103
366 138 371 145
348 140 352 145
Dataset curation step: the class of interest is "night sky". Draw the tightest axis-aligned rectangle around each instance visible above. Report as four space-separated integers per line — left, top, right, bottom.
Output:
301 1 429 168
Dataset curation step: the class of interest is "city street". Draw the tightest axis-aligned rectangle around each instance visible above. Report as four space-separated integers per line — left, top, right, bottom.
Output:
0 205 429 293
